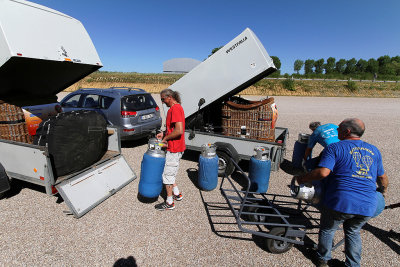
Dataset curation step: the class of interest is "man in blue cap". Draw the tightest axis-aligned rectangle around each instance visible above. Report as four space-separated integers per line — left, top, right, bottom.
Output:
303 121 340 170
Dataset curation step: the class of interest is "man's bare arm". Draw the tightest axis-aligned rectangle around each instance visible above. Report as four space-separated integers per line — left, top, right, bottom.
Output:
377 173 389 196
162 121 183 142
296 167 331 184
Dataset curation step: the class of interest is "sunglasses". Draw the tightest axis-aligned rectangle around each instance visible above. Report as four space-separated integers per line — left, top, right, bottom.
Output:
161 96 168 102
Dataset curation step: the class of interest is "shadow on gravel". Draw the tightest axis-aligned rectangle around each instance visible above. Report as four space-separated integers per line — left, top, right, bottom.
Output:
229 171 249 190
198 189 252 242
114 256 137 267
186 167 201 190
363 223 400 254
4 179 45 199
293 236 345 267
292 245 345 267
187 167 251 242
55 194 64 204
182 149 200 162
121 138 148 148
137 186 167 204
137 193 159 204
3 179 67 205
280 159 304 176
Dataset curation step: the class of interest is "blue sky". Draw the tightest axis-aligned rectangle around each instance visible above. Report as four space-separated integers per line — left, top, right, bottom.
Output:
32 0 400 74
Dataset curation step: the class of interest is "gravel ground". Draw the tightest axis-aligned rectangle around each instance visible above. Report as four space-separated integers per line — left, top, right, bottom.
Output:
0 96 399 266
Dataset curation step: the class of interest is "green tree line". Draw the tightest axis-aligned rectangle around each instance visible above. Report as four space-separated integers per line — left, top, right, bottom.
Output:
210 48 399 81
292 55 400 80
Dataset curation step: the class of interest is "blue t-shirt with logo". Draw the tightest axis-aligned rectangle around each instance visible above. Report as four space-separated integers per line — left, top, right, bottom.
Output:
308 123 340 149
319 140 385 216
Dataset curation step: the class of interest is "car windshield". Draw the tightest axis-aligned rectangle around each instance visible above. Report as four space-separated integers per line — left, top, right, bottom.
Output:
121 94 157 111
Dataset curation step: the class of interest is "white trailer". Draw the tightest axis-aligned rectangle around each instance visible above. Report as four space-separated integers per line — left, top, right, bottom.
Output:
0 0 136 218
0 0 102 104
170 28 288 175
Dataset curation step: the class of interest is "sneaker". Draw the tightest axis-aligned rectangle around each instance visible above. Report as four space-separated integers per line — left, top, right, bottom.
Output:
155 201 175 211
173 192 183 201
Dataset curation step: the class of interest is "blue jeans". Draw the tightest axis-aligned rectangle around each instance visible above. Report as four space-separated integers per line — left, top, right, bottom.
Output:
318 206 371 267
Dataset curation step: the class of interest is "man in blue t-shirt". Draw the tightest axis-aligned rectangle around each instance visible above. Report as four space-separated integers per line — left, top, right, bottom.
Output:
303 121 340 165
296 118 389 267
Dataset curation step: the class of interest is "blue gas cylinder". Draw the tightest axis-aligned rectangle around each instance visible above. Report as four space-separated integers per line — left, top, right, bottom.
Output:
292 133 311 169
249 146 271 193
373 191 385 218
138 139 166 198
198 144 219 191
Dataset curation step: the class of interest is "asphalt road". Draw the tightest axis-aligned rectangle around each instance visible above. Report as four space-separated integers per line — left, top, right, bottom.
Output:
0 96 399 266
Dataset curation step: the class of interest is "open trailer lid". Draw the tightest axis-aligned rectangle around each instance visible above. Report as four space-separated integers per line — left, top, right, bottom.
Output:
169 28 276 120
0 0 102 102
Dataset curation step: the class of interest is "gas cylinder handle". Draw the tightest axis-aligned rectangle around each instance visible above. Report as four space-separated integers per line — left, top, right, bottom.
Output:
253 146 270 160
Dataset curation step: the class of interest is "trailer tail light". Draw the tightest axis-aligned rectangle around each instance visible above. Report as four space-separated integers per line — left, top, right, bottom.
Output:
40 176 44 180
123 128 135 132
121 111 137 118
51 186 58 194
17 53 22 56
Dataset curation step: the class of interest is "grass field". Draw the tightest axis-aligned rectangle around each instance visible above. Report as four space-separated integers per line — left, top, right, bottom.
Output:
64 72 400 97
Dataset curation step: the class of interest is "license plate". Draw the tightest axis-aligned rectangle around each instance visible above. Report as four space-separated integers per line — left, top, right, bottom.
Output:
141 114 153 120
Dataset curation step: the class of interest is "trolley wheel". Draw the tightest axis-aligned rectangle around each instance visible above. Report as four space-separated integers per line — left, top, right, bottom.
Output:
247 205 267 222
216 151 235 177
246 204 282 225
266 227 294 254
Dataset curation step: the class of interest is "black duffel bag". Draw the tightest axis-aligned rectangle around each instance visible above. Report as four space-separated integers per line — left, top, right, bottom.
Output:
34 110 108 178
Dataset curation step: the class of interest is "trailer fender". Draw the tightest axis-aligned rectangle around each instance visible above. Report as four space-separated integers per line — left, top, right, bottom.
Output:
214 142 239 176
0 163 11 198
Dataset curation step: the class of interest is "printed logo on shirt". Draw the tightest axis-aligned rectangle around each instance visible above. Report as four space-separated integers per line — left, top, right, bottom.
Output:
350 147 374 179
321 127 338 139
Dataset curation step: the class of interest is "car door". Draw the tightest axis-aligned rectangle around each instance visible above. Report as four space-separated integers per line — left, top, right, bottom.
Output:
96 95 115 125
60 93 84 112
61 93 101 113
81 94 101 110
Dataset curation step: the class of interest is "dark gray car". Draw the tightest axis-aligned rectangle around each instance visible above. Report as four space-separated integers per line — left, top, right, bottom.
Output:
60 87 162 140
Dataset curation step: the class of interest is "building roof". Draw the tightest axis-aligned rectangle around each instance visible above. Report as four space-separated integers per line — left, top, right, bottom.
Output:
163 58 201 73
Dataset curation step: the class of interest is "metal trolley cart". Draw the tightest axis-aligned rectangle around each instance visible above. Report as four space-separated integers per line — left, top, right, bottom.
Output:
220 158 344 254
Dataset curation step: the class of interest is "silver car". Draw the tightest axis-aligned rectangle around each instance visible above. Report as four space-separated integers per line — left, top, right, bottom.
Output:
60 87 162 140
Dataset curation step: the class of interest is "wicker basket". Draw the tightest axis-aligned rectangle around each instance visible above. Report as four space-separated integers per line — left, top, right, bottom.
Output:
221 97 278 141
0 102 32 143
